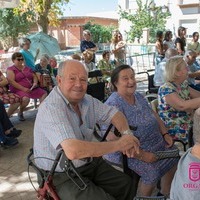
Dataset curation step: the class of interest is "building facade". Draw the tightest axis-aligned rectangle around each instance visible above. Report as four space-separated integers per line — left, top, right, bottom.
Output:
118 0 200 42
49 16 117 49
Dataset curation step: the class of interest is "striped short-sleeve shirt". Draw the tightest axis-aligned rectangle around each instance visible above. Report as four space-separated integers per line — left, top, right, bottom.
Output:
33 86 118 171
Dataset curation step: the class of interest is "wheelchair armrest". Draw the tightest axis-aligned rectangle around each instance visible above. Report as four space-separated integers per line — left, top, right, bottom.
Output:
154 148 180 160
59 153 88 191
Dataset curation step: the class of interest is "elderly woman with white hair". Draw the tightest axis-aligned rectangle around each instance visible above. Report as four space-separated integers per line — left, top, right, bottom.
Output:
170 107 200 199
35 55 54 93
158 56 200 144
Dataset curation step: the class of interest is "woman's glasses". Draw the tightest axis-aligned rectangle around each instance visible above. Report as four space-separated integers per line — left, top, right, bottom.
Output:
16 58 24 61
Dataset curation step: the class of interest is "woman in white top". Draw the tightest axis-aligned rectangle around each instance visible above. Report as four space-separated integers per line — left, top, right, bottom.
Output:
163 31 175 51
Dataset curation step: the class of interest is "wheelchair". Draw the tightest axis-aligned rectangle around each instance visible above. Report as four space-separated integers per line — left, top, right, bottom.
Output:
28 123 180 200
27 148 87 200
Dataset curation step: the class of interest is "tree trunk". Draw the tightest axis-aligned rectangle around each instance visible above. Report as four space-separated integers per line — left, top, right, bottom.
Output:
36 0 52 33
37 15 49 33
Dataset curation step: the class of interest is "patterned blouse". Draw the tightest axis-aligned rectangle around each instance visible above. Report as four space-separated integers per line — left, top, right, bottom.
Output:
158 81 193 142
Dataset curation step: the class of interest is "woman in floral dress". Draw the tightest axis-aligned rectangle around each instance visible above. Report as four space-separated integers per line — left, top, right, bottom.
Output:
158 55 200 143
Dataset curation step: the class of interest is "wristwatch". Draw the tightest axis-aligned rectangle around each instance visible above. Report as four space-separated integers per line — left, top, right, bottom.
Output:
121 129 133 136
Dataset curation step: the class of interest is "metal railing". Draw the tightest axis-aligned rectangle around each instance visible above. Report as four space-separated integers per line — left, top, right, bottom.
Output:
126 52 155 73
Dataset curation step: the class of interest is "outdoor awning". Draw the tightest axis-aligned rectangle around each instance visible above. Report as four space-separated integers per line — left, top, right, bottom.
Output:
0 0 20 8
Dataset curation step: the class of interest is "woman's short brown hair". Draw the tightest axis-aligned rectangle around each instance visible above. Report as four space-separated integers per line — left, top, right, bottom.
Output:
11 52 24 61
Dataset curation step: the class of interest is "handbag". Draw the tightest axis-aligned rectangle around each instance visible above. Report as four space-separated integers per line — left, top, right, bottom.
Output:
39 73 52 88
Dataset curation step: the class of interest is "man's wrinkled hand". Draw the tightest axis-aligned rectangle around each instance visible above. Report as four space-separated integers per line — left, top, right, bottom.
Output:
119 134 140 155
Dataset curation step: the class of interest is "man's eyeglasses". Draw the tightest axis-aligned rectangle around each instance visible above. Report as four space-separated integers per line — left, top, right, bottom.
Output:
16 58 24 61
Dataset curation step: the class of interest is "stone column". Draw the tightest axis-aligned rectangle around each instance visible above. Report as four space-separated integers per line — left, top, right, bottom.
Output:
142 28 150 44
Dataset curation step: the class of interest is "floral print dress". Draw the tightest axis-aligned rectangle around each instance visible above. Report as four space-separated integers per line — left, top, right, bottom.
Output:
158 81 193 142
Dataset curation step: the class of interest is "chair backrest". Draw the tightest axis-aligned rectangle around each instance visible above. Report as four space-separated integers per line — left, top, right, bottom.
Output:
87 82 105 101
146 71 159 94
87 70 105 101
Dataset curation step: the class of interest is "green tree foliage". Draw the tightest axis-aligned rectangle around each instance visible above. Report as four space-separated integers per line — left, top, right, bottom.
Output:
83 21 117 44
119 0 170 43
15 0 69 34
0 8 32 49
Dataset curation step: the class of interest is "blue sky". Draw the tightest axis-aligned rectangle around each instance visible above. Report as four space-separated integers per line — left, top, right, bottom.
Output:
63 0 118 16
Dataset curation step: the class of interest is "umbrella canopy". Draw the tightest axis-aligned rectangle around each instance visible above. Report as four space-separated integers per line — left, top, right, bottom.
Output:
27 32 61 60
0 0 19 8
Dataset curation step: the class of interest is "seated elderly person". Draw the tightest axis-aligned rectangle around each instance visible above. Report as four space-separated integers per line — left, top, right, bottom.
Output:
7 52 47 121
103 65 178 197
170 107 200 199
154 48 178 87
0 100 21 147
158 56 200 144
35 55 54 93
97 50 114 77
0 70 20 117
185 50 200 91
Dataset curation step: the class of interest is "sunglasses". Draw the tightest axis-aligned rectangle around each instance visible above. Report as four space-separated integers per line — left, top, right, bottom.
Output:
16 58 24 61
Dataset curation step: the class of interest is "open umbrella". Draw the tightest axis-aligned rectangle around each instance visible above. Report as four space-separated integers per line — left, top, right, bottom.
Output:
27 32 61 60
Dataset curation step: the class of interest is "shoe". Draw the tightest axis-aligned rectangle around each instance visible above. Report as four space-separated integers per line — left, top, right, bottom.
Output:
18 112 25 121
0 137 19 148
6 128 22 138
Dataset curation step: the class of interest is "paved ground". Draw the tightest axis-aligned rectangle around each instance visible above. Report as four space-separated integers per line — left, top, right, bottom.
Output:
0 80 149 200
0 108 38 200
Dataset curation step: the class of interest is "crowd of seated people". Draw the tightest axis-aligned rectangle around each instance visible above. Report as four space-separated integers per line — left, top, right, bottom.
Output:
4 26 200 198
